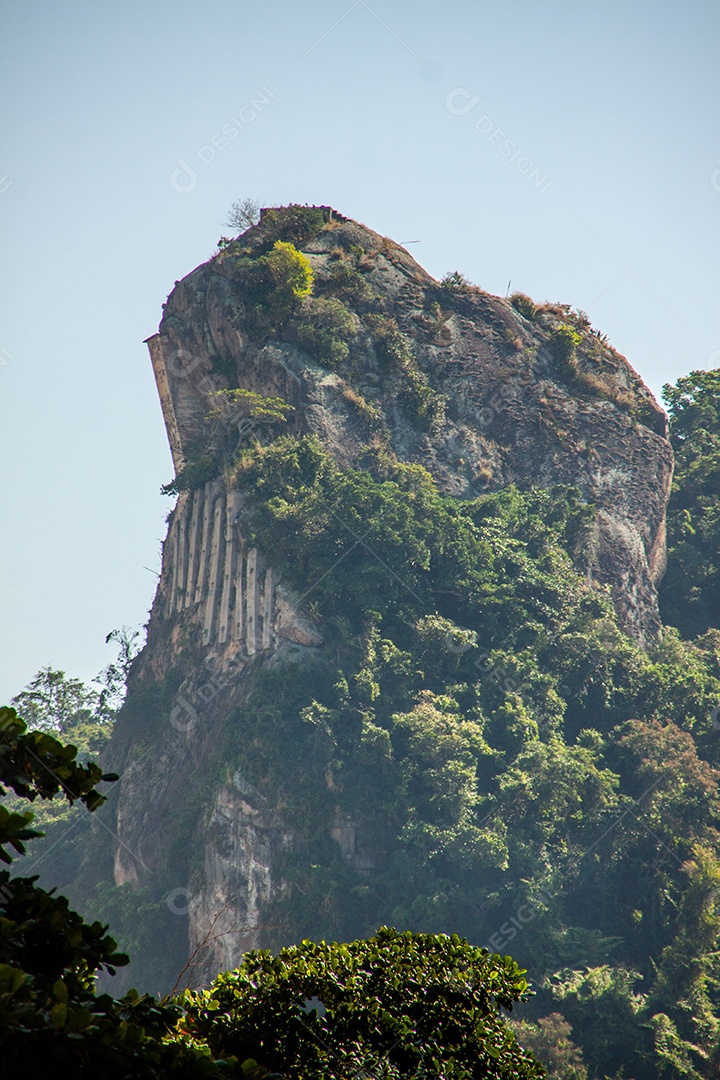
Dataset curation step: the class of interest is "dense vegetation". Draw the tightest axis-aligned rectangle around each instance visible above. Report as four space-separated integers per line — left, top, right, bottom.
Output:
211 417 720 1079
659 370 720 638
64 368 720 1076
0 706 542 1076
8 366 720 1077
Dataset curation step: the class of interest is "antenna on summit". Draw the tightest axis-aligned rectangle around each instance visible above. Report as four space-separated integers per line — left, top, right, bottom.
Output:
506 280 512 297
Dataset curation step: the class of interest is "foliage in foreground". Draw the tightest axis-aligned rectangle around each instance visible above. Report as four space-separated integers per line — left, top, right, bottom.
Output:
0 706 236 1078
182 930 542 1079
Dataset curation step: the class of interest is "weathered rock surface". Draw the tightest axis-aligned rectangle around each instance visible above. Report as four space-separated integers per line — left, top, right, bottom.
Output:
106 207 673 986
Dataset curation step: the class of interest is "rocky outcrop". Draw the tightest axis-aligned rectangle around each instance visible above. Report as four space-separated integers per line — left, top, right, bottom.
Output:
108 207 673 986
148 207 671 640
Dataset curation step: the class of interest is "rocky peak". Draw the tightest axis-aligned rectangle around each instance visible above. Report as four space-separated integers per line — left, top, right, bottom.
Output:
149 204 672 642
104 206 675 988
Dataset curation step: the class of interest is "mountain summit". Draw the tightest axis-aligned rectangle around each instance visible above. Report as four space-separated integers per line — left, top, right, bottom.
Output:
149 205 670 642
109 205 673 986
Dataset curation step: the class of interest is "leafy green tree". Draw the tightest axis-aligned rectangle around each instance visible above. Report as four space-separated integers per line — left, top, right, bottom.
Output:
7 635 141 848
11 627 141 742
222 238 316 339
264 240 313 310
549 325 582 380
440 270 474 292
647 843 720 1074
95 626 143 721
511 1013 587 1079
546 966 650 1078
182 928 544 1079
258 204 326 246
295 296 358 366
10 666 98 736
646 1012 706 1080
0 705 117 818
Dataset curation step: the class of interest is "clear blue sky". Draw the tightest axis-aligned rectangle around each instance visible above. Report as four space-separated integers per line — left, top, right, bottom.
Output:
2 0 719 702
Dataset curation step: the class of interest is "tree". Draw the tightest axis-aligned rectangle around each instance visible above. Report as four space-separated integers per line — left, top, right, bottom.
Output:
660 369 720 637
11 628 142 736
207 389 295 448
440 270 473 292
10 666 97 735
7 638 142 840
511 1013 588 1080
95 626 142 721
546 966 650 1078
182 928 544 1078
646 843 720 1074
264 241 313 307
295 297 358 366
224 198 261 233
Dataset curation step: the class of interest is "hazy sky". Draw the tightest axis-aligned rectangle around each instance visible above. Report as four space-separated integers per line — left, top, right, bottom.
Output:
2 0 719 702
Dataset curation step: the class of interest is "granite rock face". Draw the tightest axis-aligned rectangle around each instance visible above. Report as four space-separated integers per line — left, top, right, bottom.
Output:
108 207 673 986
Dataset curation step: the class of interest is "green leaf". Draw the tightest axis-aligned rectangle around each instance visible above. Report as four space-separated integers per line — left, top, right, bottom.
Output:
51 1002 68 1028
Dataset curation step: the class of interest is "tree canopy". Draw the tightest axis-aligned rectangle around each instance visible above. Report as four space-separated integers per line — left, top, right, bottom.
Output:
183 930 543 1079
660 369 720 637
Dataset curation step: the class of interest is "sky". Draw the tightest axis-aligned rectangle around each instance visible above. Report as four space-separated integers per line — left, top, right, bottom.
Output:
1 0 719 702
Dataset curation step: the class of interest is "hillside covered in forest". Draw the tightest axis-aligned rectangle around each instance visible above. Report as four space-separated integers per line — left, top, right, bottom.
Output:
7 206 720 1080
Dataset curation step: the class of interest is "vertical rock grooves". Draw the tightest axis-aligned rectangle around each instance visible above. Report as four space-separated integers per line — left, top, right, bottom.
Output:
160 483 274 652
